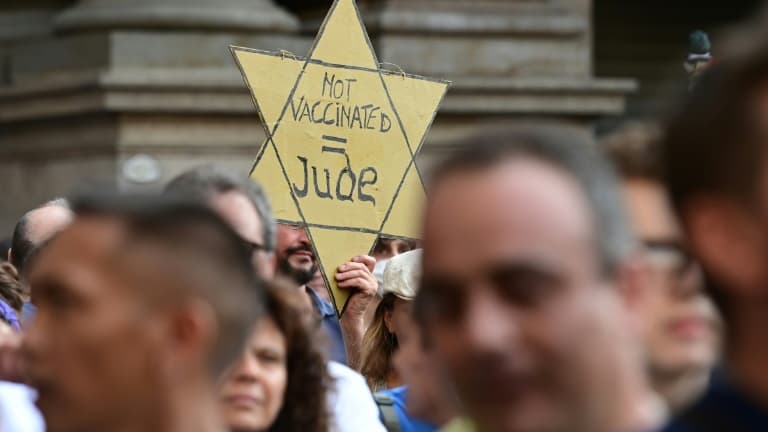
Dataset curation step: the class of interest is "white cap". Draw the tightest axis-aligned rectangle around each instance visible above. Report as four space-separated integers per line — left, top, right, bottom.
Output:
381 249 422 300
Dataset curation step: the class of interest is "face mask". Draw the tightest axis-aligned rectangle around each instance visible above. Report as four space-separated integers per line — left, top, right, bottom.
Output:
373 258 390 296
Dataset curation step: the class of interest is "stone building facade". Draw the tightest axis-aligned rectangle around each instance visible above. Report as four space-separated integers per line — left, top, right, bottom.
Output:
1 0 736 233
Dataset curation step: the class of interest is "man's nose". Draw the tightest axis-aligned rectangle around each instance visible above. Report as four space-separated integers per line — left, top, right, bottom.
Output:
462 287 520 355
672 264 705 300
297 227 311 244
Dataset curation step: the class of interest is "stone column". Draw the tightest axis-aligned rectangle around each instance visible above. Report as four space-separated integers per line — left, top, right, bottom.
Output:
367 0 591 78
357 0 635 166
0 1 71 43
0 1 71 87
54 0 297 32
0 0 303 232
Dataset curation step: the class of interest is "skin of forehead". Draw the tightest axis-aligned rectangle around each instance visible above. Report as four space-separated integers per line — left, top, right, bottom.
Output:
209 191 265 244
422 158 598 276
25 206 74 245
33 216 220 308
622 178 681 242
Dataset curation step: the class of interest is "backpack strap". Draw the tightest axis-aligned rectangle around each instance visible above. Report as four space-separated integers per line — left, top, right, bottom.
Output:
374 392 401 432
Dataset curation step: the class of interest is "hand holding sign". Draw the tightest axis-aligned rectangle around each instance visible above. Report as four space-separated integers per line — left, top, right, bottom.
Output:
336 255 378 315
231 0 449 317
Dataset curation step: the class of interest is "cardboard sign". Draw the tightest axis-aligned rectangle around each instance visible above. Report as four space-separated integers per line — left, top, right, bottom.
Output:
231 0 449 317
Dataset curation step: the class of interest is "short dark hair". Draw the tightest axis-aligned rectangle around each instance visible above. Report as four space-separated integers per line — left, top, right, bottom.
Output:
10 217 31 271
662 46 768 214
661 44 768 323
601 123 663 181
428 126 633 275
69 193 265 375
0 238 10 263
10 198 70 273
164 166 276 252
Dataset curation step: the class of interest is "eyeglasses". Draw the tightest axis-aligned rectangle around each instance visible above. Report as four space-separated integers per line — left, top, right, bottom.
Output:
642 240 698 279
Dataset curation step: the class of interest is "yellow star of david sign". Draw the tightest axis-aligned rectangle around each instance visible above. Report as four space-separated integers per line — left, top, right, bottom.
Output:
230 0 449 317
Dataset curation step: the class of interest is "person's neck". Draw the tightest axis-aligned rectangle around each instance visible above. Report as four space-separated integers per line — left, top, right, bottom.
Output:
650 366 710 413
301 284 317 315
111 378 225 432
421 398 459 427
599 357 667 432
582 302 667 432
726 297 768 410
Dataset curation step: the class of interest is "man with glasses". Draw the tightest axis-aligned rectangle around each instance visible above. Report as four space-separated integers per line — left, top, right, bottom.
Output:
165 165 276 280
414 127 664 432
166 166 386 431
602 124 720 413
166 166 377 366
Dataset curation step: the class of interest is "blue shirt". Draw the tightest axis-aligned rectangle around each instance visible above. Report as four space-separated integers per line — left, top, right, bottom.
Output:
660 371 768 432
306 287 348 365
21 302 35 322
377 386 439 432
0 300 20 332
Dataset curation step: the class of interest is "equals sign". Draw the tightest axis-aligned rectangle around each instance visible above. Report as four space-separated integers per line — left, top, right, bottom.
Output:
322 135 348 144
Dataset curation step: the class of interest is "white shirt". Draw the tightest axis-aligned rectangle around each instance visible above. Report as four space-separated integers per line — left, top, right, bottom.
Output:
327 361 386 432
0 381 44 432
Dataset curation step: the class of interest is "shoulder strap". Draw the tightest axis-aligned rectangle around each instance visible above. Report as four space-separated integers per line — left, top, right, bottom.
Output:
374 392 401 432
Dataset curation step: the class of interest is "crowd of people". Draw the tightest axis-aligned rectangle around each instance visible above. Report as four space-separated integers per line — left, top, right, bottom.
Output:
1 22 768 432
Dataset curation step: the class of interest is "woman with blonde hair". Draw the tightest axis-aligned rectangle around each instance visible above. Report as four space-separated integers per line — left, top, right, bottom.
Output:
360 249 421 391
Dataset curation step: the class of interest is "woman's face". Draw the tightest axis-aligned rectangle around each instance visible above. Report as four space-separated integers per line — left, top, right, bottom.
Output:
219 318 288 432
385 297 413 340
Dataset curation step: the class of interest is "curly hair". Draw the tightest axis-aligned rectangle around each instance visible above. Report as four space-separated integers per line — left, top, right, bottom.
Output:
0 263 24 313
359 293 398 391
266 279 331 432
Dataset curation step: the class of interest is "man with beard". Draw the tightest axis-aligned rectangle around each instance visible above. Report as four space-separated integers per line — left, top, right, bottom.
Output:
414 127 665 432
276 223 377 367
166 166 376 366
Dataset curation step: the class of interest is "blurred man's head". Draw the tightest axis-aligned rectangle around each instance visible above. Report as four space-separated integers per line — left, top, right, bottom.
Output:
276 224 317 286
662 47 768 329
415 127 651 432
393 300 457 426
9 199 73 276
165 165 276 279
603 124 720 411
22 195 263 432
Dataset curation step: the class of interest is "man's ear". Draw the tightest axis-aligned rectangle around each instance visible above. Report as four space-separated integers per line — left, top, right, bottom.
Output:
684 197 767 298
167 300 218 373
269 252 278 276
384 307 395 334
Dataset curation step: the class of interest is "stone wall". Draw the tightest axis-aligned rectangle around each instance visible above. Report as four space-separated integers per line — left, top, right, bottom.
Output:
0 0 635 234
